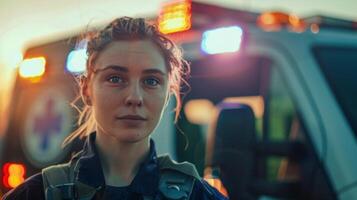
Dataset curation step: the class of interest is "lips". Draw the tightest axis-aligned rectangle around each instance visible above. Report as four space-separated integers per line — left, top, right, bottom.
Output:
116 115 147 120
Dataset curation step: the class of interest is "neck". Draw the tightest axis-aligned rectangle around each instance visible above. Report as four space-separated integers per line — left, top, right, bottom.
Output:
95 131 150 187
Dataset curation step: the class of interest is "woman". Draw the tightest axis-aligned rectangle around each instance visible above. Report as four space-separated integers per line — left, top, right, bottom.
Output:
3 17 228 200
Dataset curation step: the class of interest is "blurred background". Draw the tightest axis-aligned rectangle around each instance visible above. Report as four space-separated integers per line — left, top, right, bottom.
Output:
1 0 356 121
0 0 356 199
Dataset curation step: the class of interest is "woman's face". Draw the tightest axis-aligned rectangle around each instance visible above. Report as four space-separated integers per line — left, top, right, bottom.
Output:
83 40 169 143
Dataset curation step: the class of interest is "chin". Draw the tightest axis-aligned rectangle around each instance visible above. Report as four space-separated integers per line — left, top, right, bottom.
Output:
112 129 150 144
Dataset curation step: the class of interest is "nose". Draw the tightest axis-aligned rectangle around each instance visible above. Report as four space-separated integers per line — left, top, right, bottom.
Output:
124 81 143 107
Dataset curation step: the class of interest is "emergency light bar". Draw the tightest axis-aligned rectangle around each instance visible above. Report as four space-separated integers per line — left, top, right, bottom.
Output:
257 12 305 32
18 57 46 79
201 26 243 54
158 0 192 34
66 48 87 74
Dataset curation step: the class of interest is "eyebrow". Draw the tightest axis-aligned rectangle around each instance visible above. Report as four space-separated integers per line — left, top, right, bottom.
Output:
142 69 166 76
94 65 128 73
94 65 166 75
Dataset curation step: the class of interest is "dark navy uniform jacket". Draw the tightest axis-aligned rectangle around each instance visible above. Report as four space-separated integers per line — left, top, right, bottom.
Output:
3 133 228 200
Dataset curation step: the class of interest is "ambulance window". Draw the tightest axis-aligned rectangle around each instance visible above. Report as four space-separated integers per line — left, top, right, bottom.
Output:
266 66 297 179
175 56 271 175
313 46 357 139
265 66 336 199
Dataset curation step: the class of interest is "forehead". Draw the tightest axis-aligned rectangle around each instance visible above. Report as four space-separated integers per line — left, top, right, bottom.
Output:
94 40 166 72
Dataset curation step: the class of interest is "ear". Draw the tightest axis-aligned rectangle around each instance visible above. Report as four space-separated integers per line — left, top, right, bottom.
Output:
80 76 92 106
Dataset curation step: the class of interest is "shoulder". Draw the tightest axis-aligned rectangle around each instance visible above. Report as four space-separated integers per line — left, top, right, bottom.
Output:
157 154 200 179
157 155 228 199
2 173 45 200
190 179 229 200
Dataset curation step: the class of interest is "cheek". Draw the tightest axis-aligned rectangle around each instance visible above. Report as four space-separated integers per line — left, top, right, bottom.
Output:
147 90 169 115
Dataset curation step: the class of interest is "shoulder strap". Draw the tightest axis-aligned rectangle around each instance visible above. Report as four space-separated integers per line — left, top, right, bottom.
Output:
42 163 74 200
42 152 99 200
154 154 200 200
158 154 200 179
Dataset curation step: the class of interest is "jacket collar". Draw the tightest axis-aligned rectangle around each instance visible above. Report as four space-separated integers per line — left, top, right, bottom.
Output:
74 132 160 196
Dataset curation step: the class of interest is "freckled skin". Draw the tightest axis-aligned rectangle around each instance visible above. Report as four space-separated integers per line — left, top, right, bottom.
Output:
83 40 169 145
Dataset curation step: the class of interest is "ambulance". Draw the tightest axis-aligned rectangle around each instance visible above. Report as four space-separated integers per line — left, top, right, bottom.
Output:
1 1 356 199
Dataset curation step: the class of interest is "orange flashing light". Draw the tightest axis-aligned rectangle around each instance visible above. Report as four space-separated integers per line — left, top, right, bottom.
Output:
158 0 192 34
257 12 283 31
260 13 277 25
19 57 46 80
257 12 306 32
2 163 26 189
288 14 306 32
289 14 300 27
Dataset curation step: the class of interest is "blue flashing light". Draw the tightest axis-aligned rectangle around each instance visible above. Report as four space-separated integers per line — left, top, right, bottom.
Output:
66 48 87 74
201 26 243 54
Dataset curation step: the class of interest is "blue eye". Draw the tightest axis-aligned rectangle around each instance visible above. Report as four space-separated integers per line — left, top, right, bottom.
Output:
108 76 123 84
144 78 160 87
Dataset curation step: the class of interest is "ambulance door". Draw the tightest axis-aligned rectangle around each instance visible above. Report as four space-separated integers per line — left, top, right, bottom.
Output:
0 40 83 192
